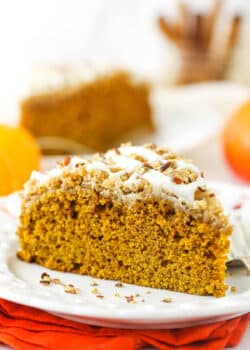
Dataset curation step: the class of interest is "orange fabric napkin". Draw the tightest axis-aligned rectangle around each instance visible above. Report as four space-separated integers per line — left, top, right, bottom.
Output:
0 299 248 350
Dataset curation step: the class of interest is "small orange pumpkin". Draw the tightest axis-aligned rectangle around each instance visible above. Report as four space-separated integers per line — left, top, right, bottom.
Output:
0 125 41 194
222 102 250 182
0 149 14 195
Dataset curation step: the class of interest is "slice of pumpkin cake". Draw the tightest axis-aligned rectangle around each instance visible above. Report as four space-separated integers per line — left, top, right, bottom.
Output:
20 65 154 153
17 143 232 296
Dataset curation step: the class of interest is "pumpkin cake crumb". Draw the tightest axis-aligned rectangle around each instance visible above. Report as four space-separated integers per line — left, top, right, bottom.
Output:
161 298 172 303
90 281 98 287
91 288 99 295
64 284 78 294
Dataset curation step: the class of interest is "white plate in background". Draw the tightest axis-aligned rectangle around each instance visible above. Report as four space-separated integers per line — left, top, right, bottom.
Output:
150 82 250 153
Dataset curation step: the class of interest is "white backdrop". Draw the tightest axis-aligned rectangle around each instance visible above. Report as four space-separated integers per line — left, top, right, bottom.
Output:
0 0 249 123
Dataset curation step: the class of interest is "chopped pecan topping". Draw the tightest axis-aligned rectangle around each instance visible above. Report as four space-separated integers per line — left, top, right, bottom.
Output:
143 162 153 169
198 186 206 192
75 162 84 168
172 176 183 184
160 162 171 173
63 155 71 166
160 162 170 172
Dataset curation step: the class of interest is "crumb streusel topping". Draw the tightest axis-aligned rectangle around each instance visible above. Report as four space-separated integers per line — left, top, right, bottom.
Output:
25 143 208 205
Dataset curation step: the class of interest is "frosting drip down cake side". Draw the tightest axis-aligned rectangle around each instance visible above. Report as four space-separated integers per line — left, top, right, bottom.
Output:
17 144 232 297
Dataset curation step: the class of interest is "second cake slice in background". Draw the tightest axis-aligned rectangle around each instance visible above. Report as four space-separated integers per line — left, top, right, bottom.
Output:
20 65 154 153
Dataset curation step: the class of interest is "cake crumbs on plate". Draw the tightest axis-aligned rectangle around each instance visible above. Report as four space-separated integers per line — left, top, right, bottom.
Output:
114 292 120 297
161 298 172 303
114 282 123 288
39 273 80 294
40 272 52 285
52 278 61 285
146 291 151 295
230 286 237 292
64 284 79 294
96 294 104 299
90 281 99 287
91 287 99 294
125 295 137 304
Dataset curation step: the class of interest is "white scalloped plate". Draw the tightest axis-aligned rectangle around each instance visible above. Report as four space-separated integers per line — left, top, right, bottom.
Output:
0 184 250 329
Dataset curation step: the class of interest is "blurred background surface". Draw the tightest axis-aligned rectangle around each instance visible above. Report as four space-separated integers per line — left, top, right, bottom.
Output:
1 0 250 193
0 0 250 121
